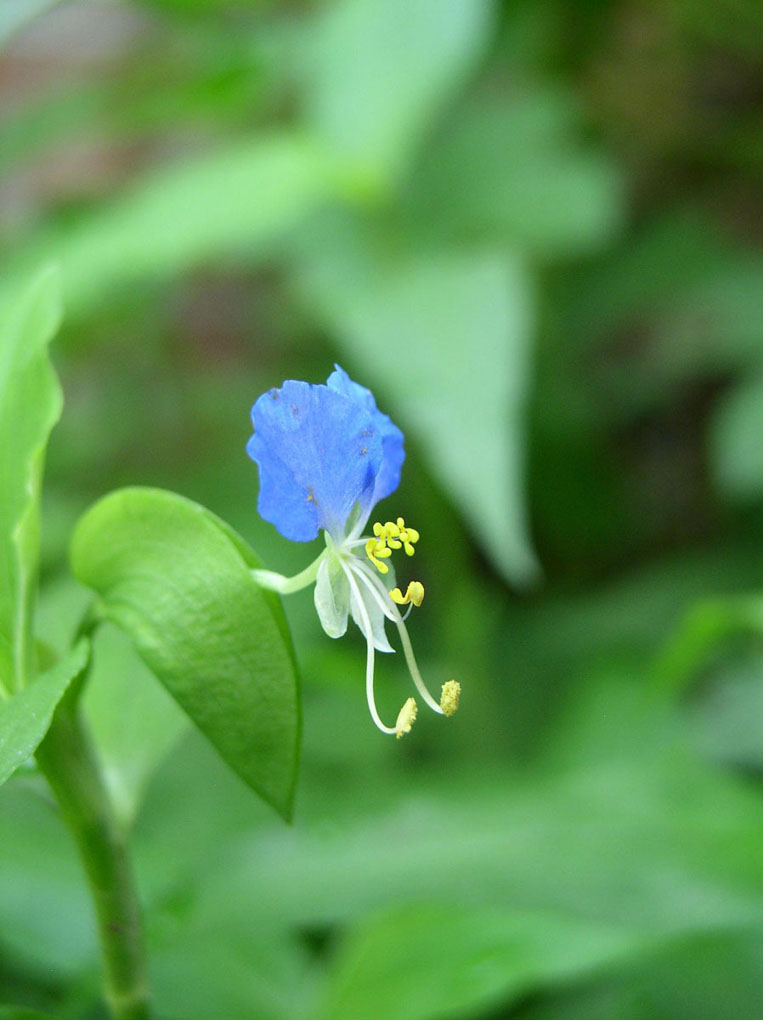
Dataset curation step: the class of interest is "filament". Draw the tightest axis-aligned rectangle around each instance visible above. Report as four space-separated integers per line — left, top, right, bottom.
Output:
353 561 443 715
342 563 397 735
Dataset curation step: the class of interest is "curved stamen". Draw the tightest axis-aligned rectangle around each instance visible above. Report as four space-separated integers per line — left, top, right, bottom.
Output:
347 559 397 622
352 560 444 715
342 562 397 735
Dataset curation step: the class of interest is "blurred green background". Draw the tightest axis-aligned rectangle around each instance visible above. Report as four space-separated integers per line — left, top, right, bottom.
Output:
1 0 763 1017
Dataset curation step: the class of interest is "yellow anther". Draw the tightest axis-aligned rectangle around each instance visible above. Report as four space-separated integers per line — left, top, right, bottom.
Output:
392 517 419 556
403 534 418 556
440 680 461 717
389 581 425 607
395 697 418 738
369 517 420 562
365 537 392 574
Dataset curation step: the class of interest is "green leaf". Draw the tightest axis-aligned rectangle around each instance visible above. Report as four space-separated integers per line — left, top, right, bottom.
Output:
1 134 338 320
306 0 494 181
653 596 763 695
322 904 653 1020
300 243 539 585
82 623 188 829
0 1008 60 1020
0 266 63 694
189 682 763 940
403 92 624 257
711 373 763 501
0 638 89 787
70 487 300 820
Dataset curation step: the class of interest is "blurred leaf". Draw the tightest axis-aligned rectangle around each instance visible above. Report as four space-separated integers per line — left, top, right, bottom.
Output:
687 656 763 771
711 373 763 500
306 0 494 182
553 212 736 349
653 595 763 694
158 697 763 941
321 903 653 1020
70 487 300 820
83 624 188 829
0 1009 59 1020
515 927 763 1020
149 906 315 1020
300 242 538 584
0 267 62 694
667 0 763 53
404 93 624 257
1 135 338 319
0 776 96 979
0 639 89 787
0 0 65 48
36 573 183 825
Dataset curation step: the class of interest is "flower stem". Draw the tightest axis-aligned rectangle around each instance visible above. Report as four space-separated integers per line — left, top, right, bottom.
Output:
251 550 324 594
35 705 151 1019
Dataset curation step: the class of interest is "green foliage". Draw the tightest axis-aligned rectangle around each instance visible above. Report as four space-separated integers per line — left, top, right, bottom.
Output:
403 91 624 256
305 0 494 181
321 904 652 1020
0 639 89 786
70 487 300 820
83 623 188 829
0 268 62 694
2 135 338 318
1 0 762 1016
0 1008 59 1020
711 373 763 499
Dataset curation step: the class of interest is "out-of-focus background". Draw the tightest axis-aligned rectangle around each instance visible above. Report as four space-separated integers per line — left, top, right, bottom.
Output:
1 0 762 1017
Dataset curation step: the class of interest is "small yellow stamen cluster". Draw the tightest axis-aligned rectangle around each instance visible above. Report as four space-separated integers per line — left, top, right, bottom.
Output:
389 580 425 607
365 535 392 573
380 517 420 556
395 697 418 738
366 517 420 576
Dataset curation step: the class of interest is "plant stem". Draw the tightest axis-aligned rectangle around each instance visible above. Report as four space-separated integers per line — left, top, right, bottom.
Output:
36 706 151 1019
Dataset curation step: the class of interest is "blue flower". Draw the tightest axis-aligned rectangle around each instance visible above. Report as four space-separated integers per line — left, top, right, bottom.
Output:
247 366 460 737
247 365 404 543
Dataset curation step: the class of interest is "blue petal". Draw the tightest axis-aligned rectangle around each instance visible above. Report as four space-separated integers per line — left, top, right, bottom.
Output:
247 380 383 541
327 365 405 504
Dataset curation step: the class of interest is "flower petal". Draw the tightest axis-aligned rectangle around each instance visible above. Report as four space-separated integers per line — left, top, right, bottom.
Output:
247 380 383 541
327 365 405 506
314 554 350 638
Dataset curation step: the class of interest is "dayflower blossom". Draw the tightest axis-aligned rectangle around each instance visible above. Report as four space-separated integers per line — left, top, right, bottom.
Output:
246 365 460 737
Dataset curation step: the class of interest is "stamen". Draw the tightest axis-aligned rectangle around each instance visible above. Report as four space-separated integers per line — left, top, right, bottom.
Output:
440 680 461 716
368 517 420 565
403 531 419 556
342 563 397 735
355 561 444 716
395 698 418 738
365 537 392 574
389 581 425 607
396 517 419 556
